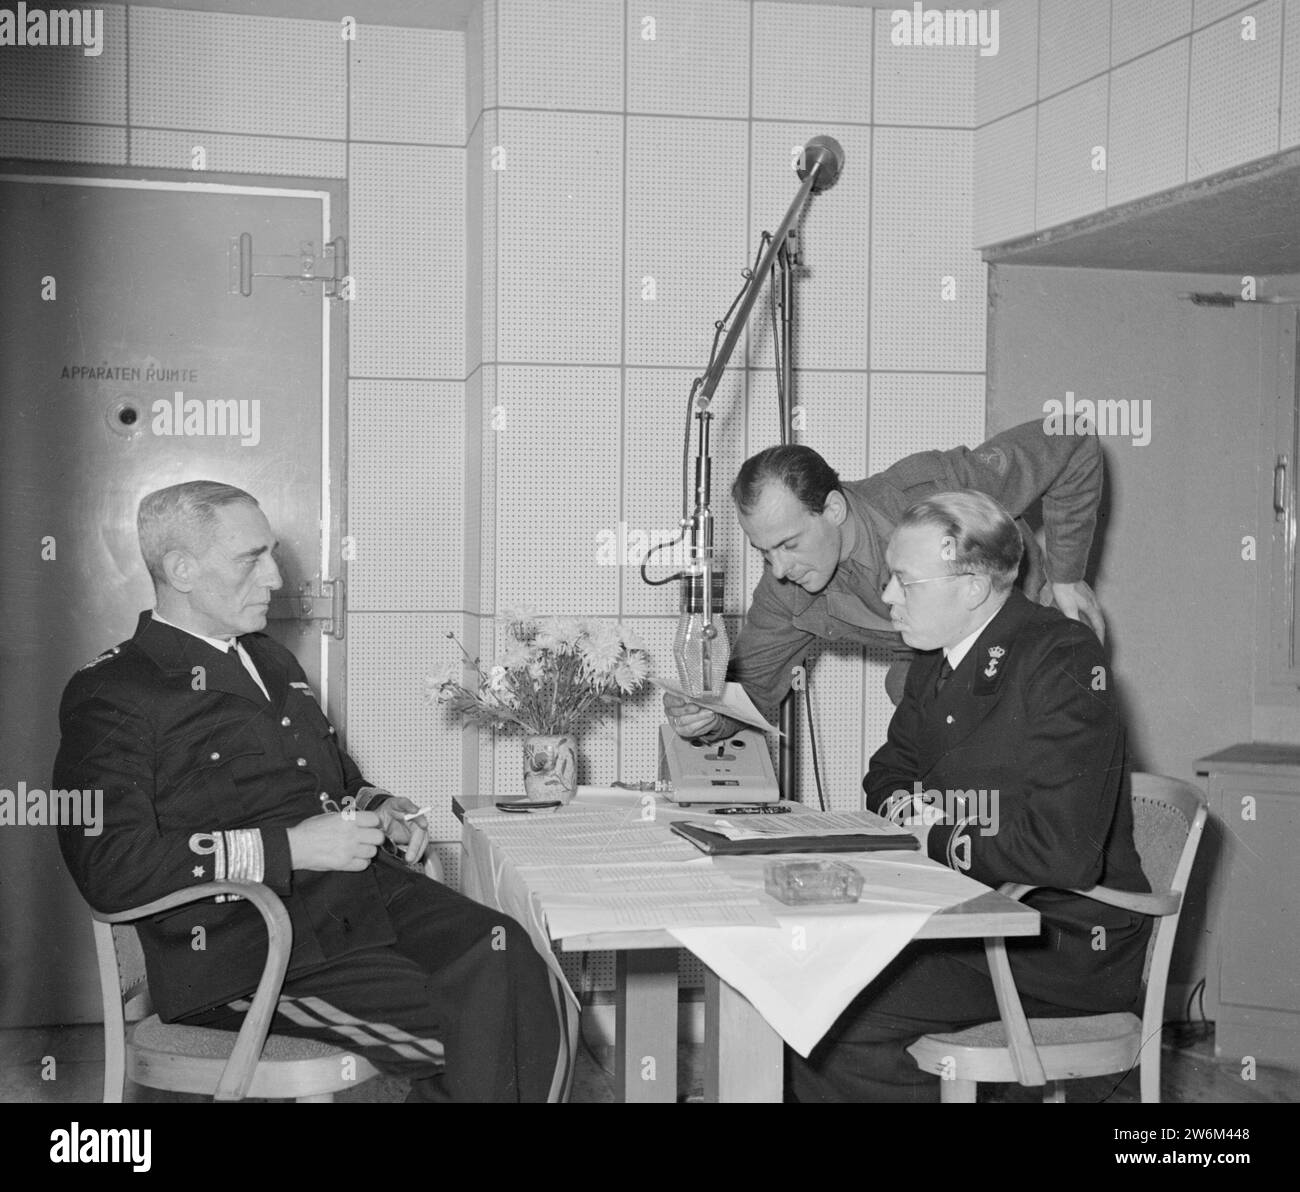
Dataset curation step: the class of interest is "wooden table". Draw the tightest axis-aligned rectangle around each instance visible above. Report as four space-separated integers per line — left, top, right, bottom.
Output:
454 796 1040 1103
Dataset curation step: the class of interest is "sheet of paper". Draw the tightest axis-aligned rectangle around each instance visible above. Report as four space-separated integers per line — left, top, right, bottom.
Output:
652 678 781 735
702 808 916 841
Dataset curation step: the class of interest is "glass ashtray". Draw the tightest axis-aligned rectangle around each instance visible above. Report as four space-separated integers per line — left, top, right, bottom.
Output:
764 859 864 905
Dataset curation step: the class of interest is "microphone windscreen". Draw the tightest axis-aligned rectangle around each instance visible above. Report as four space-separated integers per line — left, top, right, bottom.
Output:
799 135 845 192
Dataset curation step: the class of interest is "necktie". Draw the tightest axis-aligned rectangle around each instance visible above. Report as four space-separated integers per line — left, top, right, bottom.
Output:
933 657 953 698
230 638 271 701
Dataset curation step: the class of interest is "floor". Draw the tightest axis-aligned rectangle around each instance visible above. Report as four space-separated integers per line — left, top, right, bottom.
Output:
1 1019 1296 1103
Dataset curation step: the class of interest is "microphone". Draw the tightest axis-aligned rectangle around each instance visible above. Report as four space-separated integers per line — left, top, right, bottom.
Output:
797 135 844 193
675 400 730 697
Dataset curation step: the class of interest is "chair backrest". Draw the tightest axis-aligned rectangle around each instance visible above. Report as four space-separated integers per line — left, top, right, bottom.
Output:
1127 772 1208 1012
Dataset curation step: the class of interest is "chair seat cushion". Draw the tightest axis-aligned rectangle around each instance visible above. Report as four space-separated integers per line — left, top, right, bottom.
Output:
132 1015 353 1061
926 1011 1141 1049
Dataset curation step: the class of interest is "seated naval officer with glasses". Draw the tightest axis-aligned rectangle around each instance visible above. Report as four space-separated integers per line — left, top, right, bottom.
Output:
54 481 566 1102
787 490 1150 1102
664 418 1107 737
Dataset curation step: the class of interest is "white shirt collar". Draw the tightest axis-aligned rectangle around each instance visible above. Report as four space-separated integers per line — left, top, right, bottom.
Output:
944 603 1005 671
151 609 237 653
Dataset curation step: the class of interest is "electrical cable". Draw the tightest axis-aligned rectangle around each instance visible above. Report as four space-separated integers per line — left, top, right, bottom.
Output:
803 669 826 812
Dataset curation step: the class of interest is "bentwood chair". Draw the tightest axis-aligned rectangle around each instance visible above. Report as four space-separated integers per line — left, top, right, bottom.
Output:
92 881 381 1102
907 772 1208 1103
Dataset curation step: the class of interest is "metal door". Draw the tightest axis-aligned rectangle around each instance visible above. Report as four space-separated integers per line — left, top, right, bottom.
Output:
0 168 346 1024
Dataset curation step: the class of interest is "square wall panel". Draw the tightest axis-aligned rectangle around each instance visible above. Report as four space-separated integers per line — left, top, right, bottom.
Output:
1111 0 1192 65
752 1 873 123
464 371 485 611
129 7 345 139
346 611 471 843
1038 0 1111 100
0 4 126 124
495 110 623 365
1108 40 1190 207
874 8 977 128
975 0 1039 126
348 381 465 612
1284 4 1300 150
1035 77 1108 231
129 130 346 177
973 108 1036 246
480 110 499 365
351 25 466 145
466 120 486 376
625 117 749 368
467 1 484 130
493 366 621 615
477 367 499 614
349 144 465 379
498 0 623 110
867 373 986 476
483 0 498 109
1187 0 1282 180
626 0 750 117
871 128 986 372
750 370 869 488
0 121 126 164
746 123 870 372
621 368 747 618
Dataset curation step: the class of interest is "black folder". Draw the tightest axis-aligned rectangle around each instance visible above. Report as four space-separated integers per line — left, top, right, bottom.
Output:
670 821 918 856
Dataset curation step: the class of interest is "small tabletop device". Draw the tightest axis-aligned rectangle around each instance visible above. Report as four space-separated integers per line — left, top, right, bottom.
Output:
657 724 779 804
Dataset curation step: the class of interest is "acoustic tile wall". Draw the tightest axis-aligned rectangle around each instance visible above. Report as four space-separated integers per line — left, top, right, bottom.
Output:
470 0 987 804
0 5 470 843
975 0 1299 247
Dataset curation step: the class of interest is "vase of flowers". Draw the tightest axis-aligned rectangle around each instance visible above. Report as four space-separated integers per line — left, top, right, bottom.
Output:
430 611 653 803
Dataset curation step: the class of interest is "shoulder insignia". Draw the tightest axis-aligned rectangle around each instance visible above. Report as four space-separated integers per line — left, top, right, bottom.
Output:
79 645 122 671
974 445 1008 475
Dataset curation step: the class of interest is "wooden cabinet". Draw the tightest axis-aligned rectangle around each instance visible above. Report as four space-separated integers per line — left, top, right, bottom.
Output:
1197 744 1300 1070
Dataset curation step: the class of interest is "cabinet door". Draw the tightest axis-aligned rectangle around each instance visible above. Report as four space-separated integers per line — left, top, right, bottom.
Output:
1260 310 1300 694
1217 783 1300 1011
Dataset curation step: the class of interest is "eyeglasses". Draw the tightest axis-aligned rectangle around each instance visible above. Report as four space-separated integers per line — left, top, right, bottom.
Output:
882 571 974 600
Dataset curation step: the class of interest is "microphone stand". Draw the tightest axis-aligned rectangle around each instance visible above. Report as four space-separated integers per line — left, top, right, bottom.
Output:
775 231 798 802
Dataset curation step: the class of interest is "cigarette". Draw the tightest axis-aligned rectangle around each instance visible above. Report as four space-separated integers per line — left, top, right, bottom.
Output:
401 809 428 821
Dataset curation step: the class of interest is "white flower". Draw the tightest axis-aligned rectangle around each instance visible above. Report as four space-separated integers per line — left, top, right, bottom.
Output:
618 624 647 653
500 639 532 671
579 619 622 674
613 653 650 694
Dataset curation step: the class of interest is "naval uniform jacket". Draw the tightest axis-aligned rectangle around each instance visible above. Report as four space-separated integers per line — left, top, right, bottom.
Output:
55 612 403 1022
864 591 1151 1011
728 419 1103 721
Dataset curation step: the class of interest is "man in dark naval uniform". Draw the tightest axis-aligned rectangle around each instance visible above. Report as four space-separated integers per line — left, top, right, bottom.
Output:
55 480 568 1102
665 418 1107 738
788 490 1150 1102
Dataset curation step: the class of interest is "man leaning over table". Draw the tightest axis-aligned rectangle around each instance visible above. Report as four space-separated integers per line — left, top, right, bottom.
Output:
665 418 1106 737
55 480 567 1102
786 490 1150 1103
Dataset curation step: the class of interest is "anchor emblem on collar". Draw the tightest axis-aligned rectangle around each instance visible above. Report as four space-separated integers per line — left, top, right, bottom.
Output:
983 645 1006 679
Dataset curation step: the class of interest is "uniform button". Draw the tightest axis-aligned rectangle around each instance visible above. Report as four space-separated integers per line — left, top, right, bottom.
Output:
297 757 308 767
946 715 954 724
210 751 221 761
328 726 336 736
281 716 292 727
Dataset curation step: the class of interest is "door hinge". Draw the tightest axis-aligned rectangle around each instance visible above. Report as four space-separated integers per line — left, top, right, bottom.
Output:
229 234 349 300
267 578 346 639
